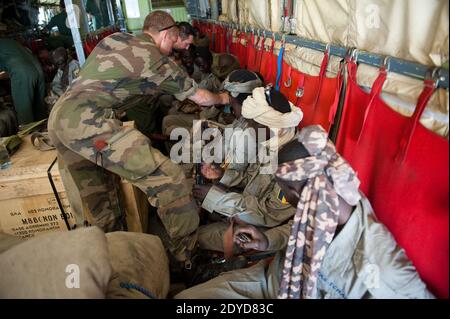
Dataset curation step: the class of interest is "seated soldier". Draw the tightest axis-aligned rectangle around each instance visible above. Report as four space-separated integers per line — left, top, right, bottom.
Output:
190 47 224 121
180 45 196 76
45 47 80 106
184 69 266 182
211 53 241 82
163 47 222 119
194 47 222 92
176 125 434 299
192 87 303 259
161 69 263 181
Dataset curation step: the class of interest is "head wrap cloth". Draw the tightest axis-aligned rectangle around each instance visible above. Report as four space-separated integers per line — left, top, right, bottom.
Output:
241 87 303 152
222 72 263 98
276 125 361 299
242 87 303 129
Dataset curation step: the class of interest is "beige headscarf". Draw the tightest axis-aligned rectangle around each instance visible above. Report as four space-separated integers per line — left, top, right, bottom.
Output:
221 72 263 97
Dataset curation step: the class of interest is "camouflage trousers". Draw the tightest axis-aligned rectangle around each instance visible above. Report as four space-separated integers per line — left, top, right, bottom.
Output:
48 104 199 264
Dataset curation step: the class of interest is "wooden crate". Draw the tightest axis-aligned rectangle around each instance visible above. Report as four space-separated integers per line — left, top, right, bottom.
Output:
0 134 149 239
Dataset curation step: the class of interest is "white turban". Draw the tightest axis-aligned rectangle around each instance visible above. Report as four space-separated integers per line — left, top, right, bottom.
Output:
221 74 263 98
241 87 303 128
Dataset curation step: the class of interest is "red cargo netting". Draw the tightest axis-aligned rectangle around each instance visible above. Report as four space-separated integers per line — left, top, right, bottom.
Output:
349 68 449 298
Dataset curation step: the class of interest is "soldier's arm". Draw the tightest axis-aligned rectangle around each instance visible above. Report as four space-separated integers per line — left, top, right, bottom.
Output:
158 80 228 106
219 165 249 188
158 60 229 106
201 184 296 228
263 221 293 252
189 88 229 106
233 221 292 252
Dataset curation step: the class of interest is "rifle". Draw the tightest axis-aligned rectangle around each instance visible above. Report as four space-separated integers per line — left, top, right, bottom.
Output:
194 120 210 185
195 162 205 185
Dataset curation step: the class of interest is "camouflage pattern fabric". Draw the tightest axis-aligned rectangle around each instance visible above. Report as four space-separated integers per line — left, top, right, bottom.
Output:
47 32 200 264
276 125 361 299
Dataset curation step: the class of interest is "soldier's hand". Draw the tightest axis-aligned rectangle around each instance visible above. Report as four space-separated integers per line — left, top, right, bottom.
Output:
233 225 269 251
193 184 212 202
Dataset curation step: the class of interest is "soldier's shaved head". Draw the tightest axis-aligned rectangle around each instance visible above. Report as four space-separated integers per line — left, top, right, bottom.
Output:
143 10 178 37
143 11 179 55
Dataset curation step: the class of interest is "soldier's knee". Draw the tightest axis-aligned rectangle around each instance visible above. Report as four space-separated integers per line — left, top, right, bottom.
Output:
159 200 200 239
162 115 179 135
197 223 227 251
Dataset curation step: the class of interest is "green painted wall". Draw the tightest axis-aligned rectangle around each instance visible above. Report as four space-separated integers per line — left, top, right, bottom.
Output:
121 0 152 32
121 0 189 32
163 6 189 22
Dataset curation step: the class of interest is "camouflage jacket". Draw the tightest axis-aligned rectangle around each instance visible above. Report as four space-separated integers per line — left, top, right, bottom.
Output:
54 32 198 116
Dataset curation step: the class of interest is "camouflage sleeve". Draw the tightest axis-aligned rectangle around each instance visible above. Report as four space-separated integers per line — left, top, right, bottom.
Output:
159 63 199 101
201 183 296 228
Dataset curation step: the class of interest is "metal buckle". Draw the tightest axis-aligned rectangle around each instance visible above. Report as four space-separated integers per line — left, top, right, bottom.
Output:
346 47 359 63
351 48 359 63
296 87 304 98
325 43 331 55
425 67 442 88
284 77 292 88
381 56 391 72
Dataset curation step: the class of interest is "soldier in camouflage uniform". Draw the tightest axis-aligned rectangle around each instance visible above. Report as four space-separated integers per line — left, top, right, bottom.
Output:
176 126 433 299
47 11 229 265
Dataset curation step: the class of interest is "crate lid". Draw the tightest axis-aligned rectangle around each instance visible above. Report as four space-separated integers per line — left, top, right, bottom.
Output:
0 136 63 200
